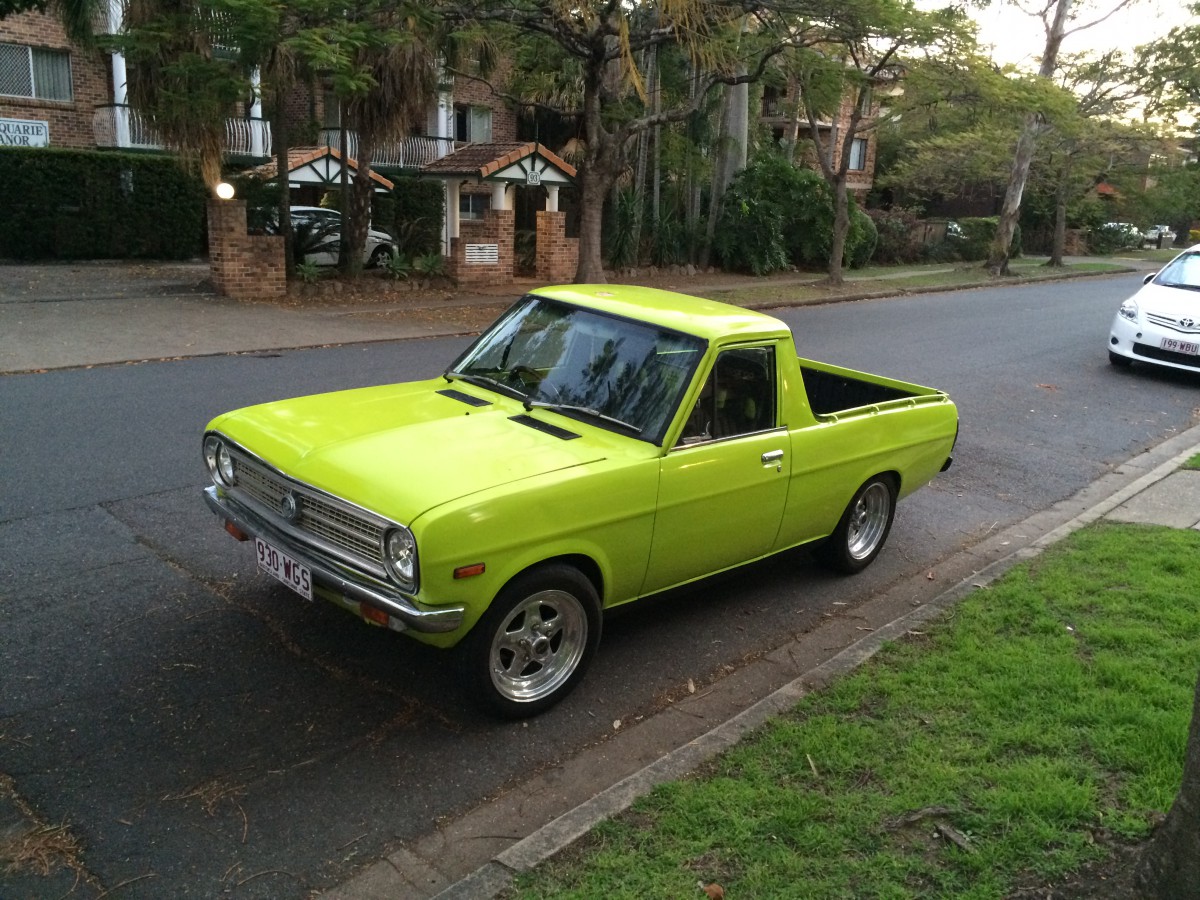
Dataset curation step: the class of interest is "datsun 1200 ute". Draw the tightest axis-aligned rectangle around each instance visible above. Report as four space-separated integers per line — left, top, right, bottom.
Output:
203 286 958 717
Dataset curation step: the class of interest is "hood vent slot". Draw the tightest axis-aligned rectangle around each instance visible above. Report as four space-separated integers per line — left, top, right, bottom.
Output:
438 388 492 408
509 415 581 440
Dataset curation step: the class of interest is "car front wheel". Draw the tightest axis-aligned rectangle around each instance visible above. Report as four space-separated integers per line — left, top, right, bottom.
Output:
816 474 897 575
367 246 391 268
463 564 602 718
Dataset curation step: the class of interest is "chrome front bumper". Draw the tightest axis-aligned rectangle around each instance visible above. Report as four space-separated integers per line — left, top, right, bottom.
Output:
203 486 465 634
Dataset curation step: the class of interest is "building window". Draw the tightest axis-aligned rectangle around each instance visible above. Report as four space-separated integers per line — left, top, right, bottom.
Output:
848 137 868 172
454 105 492 142
460 193 490 220
0 43 72 101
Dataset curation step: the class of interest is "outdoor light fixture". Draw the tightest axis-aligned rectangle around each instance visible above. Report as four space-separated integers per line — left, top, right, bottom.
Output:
215 182 236 200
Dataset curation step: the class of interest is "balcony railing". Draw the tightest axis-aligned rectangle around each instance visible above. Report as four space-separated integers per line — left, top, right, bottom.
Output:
93 105 272 158
318 129 459 169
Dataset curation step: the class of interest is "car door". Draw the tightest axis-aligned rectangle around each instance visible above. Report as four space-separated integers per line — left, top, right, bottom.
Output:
641 345 791 595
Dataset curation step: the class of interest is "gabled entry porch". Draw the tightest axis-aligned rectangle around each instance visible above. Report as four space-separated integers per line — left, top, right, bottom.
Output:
421 142 578 285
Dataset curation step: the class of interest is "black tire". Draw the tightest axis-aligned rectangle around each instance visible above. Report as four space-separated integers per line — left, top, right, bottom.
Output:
462 563 602 718
816 474 897 575
367 246 391 268
1109 350 1132 368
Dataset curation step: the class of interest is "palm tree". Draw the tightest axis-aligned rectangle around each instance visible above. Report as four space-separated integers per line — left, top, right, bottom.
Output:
339 4 442 272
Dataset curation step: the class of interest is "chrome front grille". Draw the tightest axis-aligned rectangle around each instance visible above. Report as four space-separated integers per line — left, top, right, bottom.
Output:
232 453 386 567
1146 312 1200 334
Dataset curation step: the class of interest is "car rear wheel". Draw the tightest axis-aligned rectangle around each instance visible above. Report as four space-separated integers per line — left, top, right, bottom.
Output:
816 475 897 575
463 563 601 718
367 246 391 268
1108 350 1132 368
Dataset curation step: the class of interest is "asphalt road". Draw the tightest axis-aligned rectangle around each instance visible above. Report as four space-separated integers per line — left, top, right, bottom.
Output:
2 272 1198 898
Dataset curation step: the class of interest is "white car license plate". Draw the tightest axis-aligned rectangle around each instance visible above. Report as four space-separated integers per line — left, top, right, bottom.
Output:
255 537 313 601
1160 337 1200 355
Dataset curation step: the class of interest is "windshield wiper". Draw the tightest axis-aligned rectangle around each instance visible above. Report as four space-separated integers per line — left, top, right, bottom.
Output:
1158 281 1200 292
445 371 525 400
524 400 643 434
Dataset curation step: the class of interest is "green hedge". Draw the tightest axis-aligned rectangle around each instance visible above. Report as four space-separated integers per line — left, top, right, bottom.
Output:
952 216 1022 261
0 147 207 261
384 175 444 256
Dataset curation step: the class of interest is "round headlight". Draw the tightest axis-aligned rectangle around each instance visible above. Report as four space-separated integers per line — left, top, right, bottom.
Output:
203 436 238 486
384 527 418 587
1118 299 1139 323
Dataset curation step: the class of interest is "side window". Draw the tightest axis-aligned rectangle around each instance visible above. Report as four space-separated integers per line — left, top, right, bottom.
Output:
678 346 776 445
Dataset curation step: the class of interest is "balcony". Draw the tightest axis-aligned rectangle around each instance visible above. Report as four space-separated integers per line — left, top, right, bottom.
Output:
93 105 272 158
318 129 459 169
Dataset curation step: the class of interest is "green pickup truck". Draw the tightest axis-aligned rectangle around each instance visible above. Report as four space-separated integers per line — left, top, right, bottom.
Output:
203 285 958 716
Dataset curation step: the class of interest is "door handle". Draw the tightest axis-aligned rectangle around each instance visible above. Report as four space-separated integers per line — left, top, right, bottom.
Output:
761 449 784 471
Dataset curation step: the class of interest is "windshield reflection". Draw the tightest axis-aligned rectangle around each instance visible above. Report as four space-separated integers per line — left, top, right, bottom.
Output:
1154 251 1200 291
448 296 706 444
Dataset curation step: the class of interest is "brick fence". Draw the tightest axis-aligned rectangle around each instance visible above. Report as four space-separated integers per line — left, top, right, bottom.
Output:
535 211 578 283
206 199 286 299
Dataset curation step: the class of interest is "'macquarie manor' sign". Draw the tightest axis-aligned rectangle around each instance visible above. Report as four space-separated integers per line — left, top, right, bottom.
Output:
0 118 50 147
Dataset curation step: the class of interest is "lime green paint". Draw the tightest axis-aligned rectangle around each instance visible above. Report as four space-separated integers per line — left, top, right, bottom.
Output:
204 286 958 651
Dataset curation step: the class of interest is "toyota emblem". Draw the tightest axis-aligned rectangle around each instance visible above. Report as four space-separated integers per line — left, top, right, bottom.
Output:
280 491 301 521
1181 318 1196 329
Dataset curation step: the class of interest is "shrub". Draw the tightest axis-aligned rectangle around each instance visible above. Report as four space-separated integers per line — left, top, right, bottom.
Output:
847 207 877 269
1 147 206 260
387 176 444 256
954 217 1022 261
869 207 925 264
383 252 411 280
715 155 871 274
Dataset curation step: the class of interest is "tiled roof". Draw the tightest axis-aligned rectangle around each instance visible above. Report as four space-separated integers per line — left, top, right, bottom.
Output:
249 146 395 190
421 142 577 180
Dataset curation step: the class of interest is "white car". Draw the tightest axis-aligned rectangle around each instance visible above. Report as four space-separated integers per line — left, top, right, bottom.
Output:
1109 245 1200 373
287 206 395 267
1142 225 1177 249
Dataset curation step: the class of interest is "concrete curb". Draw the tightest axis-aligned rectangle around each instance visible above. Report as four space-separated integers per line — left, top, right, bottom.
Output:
315 424 1200 900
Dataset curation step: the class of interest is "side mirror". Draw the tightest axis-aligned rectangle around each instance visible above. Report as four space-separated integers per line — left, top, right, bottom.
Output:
1143 272 1157 285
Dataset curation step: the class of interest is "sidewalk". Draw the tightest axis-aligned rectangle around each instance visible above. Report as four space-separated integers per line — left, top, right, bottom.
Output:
0 255 1154 374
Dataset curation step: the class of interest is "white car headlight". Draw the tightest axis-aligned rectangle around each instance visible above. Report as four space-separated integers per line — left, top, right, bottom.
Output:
1118 299 1139 323
384 527 418 588
204 435 237 486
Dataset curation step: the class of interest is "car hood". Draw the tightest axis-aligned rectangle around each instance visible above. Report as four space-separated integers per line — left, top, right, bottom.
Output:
1137 282 1200 318
208 379 609 523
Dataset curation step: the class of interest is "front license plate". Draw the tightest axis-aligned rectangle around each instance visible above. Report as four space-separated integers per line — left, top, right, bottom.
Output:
1160 337 1200 355
255 537 313 601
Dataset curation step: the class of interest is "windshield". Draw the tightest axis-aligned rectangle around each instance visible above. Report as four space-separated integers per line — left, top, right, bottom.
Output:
1153 251 1200 292
447 295 706 444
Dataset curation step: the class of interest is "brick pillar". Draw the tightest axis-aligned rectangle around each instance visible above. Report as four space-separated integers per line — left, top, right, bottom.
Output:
207 199 286 299
447 209 515 286
535 211 578 284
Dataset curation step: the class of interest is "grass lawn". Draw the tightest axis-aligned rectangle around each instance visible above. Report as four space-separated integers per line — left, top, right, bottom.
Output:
506 523 1200 899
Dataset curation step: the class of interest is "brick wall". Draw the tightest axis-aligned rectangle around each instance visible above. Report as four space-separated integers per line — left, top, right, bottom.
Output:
452 60 516 142
207 199 286 298
446 209 514 285
535 211 577 283
0 10 113 149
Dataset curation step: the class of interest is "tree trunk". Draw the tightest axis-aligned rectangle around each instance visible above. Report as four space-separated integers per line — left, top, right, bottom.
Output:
575 167 610 282
987 0 1072 275
700 75 747 268
987 116 1040 275
1135 666 1200 898
346 129 375 275
828 176 849 285
1049 170 1068 267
